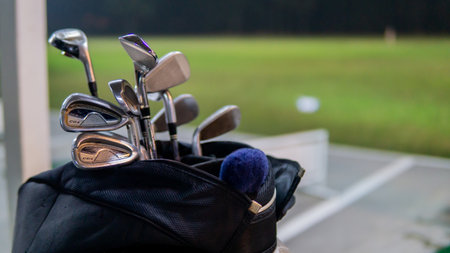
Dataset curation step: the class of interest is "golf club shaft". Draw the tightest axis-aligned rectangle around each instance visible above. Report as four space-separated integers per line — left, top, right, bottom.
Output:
137 73 157 158
83 53 97 97
161 91 180 160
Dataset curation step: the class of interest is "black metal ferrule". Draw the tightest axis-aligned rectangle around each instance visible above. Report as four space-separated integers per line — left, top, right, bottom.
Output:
140 107 151 119
168 123 177 136
88 81 98 97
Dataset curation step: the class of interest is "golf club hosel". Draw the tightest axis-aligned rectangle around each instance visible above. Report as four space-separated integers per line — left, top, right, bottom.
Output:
135 70 144 105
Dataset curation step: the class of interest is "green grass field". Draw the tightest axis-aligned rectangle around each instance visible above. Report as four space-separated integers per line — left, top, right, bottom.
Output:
48 36 450 157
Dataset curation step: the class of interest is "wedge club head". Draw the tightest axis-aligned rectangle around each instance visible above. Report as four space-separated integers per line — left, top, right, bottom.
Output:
119 34 158 74
192 105 241 156
72 132 139 169
152 94 199 132
48 28 97 97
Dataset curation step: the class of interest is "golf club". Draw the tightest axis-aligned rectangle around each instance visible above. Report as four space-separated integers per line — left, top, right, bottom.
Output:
108 79 153 159
119 33 157 158
151 94 199 132
192 105 241 156
144 51 191 160
60 93 140 149
48 28 98 97
72 132 139 169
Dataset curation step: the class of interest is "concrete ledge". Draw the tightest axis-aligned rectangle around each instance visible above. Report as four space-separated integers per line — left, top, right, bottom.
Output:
246 129 329 187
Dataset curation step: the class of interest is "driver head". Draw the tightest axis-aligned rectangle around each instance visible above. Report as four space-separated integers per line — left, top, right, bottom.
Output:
143 51 190 93
72 132 139 169
192 105 241 156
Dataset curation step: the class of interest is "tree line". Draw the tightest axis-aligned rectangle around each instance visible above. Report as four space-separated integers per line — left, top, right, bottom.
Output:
48 0 449 35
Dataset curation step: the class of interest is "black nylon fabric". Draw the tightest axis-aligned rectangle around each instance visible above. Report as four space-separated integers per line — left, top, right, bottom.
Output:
14 184 190 253
268 156 304 221
14 160 253 252
13 141 303 253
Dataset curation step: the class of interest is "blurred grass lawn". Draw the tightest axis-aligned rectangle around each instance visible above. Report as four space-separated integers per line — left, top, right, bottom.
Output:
48 36 450 157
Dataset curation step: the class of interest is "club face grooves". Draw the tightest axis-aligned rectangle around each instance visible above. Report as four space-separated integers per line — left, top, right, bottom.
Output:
60 93 129 132
72 132 138 169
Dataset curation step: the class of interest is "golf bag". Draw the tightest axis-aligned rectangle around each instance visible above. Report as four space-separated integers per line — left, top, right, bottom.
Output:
12 141 304 253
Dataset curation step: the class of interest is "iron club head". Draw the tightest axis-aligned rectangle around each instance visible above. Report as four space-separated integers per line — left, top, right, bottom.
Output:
192 105 241 156
143 51 190 93
72 132 139 169
60 93 142 148
152 94 199 132
60 93 129 132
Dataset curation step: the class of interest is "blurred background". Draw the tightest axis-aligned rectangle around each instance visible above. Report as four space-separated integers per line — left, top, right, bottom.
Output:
1 0 449 252
46 0 450 157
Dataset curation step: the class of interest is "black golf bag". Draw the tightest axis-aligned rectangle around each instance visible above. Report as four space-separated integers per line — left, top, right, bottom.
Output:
12 141 304 253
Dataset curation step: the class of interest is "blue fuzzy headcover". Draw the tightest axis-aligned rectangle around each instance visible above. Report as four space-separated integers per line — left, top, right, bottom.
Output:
219 148 269 195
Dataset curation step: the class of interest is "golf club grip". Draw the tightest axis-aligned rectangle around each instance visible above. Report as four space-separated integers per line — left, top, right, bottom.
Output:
171 139 180 161
88 81 98 97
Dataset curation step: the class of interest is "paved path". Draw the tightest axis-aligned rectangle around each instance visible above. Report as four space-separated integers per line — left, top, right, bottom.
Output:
1 112 449 252
281 145 450 253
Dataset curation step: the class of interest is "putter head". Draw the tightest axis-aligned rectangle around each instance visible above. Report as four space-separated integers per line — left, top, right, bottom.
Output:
60 93 129 132
152 94 199 132
119 34 157 74
72 132 139 169
143 51 190 92
192 105 241 156
108 79 141 117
